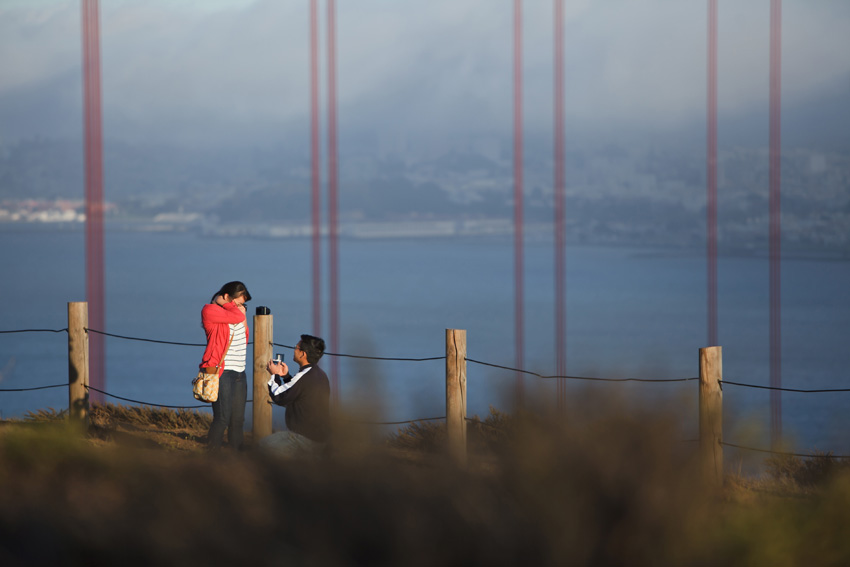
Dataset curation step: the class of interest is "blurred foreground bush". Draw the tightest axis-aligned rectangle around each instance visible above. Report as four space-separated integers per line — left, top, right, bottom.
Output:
1 402 850 566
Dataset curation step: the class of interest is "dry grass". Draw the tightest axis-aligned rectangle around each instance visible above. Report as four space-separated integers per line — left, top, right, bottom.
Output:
386 407 516 455
764 451 848 490
2 402 850 566
3 403 213 452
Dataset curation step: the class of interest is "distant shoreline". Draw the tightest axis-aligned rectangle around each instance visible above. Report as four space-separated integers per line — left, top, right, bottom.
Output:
1 219 846 261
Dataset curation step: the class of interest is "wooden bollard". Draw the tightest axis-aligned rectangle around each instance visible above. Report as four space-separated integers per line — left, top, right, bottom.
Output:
699 346 723 485
68 302 89 425
446 329 467 466
252 311 273 440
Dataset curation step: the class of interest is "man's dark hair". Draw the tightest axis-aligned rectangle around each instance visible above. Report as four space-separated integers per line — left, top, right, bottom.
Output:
299 334 325 364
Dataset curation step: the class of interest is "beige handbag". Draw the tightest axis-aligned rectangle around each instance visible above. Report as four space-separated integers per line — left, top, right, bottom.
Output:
193 330 233 403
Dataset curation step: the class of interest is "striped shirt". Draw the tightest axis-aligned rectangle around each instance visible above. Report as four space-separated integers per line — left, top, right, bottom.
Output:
223 321 247 372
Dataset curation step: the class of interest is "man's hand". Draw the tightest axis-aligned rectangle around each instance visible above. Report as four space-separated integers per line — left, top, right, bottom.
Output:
267 360 288 376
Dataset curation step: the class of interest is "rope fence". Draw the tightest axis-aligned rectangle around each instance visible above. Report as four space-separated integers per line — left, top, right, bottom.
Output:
0 328 69 334
466 357 699 383
339 416 446 426
3 311 850 469
82 384 447 426
274 342 446 362
721 380 850 393
0 383 66 392
85 328 206 347
84 385 213 410
720 440 850 460
3 327 847 392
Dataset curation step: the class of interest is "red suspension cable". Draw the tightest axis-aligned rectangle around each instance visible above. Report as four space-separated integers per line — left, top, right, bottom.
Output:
554 0 566 412
513 0 525 406
707 0 718 348
310 0 321 337
769 0 783 446
82 0 105 403
327 0 340 403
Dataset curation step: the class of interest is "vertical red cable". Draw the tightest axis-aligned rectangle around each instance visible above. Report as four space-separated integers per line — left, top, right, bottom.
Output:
707 0 718 347
769 0 783 446
513 0 525 406
327 0 340 402
553 0 566 411
310 0 321 336
82 0 105 403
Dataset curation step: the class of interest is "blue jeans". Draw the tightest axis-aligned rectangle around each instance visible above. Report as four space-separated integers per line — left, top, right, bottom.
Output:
257 431 324 457
207 370 247 450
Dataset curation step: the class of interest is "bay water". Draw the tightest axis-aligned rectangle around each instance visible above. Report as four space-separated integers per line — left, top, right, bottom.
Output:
2 227 848 462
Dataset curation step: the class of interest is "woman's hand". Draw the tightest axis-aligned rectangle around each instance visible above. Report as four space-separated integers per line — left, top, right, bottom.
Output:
267 360 288 376
215 293 246 314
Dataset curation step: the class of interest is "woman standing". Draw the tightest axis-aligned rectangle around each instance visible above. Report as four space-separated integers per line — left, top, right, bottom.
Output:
201 281 251 450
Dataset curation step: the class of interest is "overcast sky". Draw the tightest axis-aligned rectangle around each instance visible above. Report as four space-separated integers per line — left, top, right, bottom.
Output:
1 0 849 150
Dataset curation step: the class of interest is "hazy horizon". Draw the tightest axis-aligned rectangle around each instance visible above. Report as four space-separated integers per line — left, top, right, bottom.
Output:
1 0 848 152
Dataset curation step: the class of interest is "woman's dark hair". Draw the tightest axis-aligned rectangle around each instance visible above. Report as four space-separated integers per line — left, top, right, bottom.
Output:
299 334 325 364
212 281 252 303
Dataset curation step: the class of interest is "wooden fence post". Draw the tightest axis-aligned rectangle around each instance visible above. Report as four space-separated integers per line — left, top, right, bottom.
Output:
446 329 467 466
252 311 273 440
699 346 723 485
68 301 89 425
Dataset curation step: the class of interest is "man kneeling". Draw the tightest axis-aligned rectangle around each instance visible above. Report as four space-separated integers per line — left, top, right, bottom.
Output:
260 334 330 456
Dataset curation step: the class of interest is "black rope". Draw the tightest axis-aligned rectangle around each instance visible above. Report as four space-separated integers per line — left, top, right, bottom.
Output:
85 328 205 347
720 440 850 460
273 343 445 362
466 358 699 383
0 384 66 392
465 417 503 430
0 328 68 334
83 385 246 410
1 329 844 393
336 416 445 425
722 380 850 393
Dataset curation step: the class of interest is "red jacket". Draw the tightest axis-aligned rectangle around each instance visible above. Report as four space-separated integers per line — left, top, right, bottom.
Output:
200 302 249 375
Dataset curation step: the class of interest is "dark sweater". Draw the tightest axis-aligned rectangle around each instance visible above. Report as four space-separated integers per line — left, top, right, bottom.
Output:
267 364 330 443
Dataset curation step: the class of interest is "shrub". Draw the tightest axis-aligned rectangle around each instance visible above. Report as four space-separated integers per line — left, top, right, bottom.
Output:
765 451 847 489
